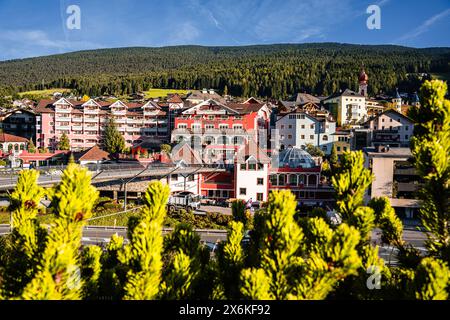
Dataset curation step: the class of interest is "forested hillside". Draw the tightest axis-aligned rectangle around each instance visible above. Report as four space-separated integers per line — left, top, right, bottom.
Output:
0 43 449 99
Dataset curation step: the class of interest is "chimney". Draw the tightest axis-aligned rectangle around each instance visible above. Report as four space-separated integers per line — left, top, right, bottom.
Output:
202 88 208 94
209 89 215 95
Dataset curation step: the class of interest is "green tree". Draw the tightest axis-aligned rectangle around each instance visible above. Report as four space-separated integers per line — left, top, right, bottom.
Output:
103 118 125 155
117 181 170 299
330 144 338 168
160 144 172 154
58 133 70 151
27 140 36 153
305 143 325 157
408 80 450 262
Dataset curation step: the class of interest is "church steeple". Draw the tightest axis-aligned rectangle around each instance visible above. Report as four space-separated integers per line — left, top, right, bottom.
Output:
358 66 368 97
392 88 402 112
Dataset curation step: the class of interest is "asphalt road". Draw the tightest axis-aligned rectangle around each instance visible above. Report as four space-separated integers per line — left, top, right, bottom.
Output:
0 223 427 262
0 224 228 246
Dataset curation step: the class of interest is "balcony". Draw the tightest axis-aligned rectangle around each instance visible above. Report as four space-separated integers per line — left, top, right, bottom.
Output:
84 117 99 123
172 128 248 135
72 117 83 123
72 125 83 131
55 117 71 122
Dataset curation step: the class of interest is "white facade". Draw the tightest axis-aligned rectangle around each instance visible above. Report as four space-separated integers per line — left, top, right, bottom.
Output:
276 112 336 155
235 156 269 202
324 90 367 126
167 173 200 194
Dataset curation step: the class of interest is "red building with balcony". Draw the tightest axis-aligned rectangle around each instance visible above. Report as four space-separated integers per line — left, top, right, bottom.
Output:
171 98 271 164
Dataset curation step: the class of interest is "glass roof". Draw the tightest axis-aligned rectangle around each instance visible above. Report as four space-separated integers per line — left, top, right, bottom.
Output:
278 147 317 168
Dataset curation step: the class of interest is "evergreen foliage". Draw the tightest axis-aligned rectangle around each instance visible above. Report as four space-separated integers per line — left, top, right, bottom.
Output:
103 118 125 155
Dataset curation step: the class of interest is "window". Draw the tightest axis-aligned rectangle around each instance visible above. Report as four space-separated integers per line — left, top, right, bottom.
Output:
208 115 215 120
270 175 278 186
281 125 285 129
288 134 292 139
257 178 264 185
310 124 314 129
390 119 393 122
219 124 229 130
205 124 215 130
310 135 314 140
257 193 263 201
280 135 285 140
171 174 178 181
323 135 328 141
288 125 292 129
178 124 187 129
257 163 264 170
301 125 305 129
240 188 247 195
337 146 341 151
289 175 297 186
278 174 286 186
405 126 409 131
248 162 257 170
301 135 305 139
343 147 347 151
240 163 246 170
405 135 409 140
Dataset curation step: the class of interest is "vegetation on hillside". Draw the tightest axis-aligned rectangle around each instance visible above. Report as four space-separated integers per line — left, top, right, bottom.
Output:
0 44 449 100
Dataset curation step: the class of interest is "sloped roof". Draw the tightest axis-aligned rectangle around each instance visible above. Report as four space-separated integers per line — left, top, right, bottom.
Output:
76 145 111 162
235 140 271 164
170 142 203 165
167 94 183 103
0 132 29 143
295 93 321 104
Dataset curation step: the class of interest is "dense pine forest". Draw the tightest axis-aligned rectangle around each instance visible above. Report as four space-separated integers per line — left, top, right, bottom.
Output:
0 43 449 99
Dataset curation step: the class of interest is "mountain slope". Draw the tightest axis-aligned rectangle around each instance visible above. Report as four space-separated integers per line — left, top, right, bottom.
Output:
0 43 449 98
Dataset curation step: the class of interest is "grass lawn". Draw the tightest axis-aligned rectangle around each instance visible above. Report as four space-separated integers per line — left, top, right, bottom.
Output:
143 88 190 99
19 88 71 97
431 72 450 82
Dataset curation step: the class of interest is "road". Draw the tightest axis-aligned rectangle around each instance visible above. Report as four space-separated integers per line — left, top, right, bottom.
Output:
0 223 427 262
0 224 227 246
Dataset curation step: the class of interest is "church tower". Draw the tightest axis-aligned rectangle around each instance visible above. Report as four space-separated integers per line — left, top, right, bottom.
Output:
412 92 420 107
392 88 402 112
358 68 368 97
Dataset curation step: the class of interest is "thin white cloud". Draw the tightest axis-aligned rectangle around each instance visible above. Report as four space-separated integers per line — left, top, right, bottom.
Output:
166 22 201 45
396 8 450 42
0 29 103 60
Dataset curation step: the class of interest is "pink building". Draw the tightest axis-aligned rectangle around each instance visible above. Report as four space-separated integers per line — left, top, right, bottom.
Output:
34 98 168 151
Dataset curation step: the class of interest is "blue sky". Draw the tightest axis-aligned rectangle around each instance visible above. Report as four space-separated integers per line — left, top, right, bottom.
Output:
0 0 449 61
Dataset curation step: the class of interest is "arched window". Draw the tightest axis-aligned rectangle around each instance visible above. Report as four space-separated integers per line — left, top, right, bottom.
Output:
14 144 19 151
280 144 285 151
270 174 278 186
191 135 202 147
0 144 3 150
298 174 305 185
204 136 215 145
217 136 228 145
308 174 317 186
20 144 25 150
232 136 244 145
289 174 297 186
176 136 186 143
278 174 286 186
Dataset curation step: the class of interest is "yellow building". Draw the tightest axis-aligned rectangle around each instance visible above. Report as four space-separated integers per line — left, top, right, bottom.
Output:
332 130 352 155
